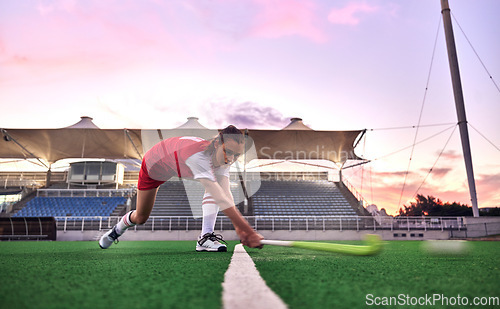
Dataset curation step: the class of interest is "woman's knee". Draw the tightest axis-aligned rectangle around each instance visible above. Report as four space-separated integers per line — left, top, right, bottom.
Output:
131 212 149 225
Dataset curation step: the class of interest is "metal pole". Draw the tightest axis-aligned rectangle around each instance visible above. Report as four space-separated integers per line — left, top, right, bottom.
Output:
440 0 479 217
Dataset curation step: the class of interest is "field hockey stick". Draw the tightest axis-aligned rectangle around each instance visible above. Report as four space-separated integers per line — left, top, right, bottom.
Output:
260 234 383 256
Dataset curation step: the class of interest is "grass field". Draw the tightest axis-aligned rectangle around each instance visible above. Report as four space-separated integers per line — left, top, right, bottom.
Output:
1 240 499 309
247 240 500 308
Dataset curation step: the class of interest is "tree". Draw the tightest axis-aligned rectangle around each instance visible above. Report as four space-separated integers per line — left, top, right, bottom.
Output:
398 194 473 216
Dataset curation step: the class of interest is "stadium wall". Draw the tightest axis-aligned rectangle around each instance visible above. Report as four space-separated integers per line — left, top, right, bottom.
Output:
451 217 500 238
57 229 452 242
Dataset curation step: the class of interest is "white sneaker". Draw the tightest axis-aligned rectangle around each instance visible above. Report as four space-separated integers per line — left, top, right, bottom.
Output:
99 226 121 249
196 232 228 252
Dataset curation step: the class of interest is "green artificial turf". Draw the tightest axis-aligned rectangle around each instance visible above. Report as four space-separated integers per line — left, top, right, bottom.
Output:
247 240 500 309
1 240 499 309
0 241 233 309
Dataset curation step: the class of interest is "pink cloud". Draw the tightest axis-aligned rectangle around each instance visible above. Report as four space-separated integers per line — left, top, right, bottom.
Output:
419 167 452 179
328 2 378 26
249 0 327 42
439 150 462 161
1 1 184 85
181 0 259 45
2 0 329 88
476 173 500 207
183 0 327 43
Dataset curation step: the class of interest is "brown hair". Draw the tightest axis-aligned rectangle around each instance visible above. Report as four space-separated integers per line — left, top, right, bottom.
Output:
204 125 244 154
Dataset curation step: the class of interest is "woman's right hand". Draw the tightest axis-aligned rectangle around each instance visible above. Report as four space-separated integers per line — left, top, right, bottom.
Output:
237 228 264 248
220 205 264 248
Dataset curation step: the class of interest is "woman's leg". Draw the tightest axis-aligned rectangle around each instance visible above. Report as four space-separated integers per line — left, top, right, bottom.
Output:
196 191 226 252
114 187 159 235
131 187 159 224
201 191 219 235
99 186 160 249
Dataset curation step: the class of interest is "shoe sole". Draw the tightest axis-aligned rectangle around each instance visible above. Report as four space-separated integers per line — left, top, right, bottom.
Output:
196 246 228 252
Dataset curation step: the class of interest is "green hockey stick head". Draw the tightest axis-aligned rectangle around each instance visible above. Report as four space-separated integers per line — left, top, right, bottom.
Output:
290 234 383 256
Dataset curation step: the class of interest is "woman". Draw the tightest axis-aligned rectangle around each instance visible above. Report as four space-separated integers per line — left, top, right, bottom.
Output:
99 125 263 250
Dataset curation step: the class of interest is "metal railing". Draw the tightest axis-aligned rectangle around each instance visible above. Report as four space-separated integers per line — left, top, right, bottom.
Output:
0 171 67 188
37 188 136 198
342 178 369 207
54 215 466 233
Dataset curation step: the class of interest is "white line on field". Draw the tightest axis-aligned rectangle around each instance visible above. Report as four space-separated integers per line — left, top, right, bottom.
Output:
222 244 288 309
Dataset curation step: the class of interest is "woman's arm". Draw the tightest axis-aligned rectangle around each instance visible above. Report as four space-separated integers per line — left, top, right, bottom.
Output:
216 175 234 202
199 178 263 248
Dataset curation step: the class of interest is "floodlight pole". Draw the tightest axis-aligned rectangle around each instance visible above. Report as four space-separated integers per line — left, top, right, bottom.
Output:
440 0 479 217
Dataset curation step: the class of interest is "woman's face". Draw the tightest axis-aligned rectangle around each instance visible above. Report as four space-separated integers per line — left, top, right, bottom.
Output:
213 138 243 167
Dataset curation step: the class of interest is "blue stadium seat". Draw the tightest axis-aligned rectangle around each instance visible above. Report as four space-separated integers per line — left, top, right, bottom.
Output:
252 181 358 217
13 196 127 218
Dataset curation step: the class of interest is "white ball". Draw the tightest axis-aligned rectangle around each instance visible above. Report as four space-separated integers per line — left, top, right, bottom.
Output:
422 240 470 256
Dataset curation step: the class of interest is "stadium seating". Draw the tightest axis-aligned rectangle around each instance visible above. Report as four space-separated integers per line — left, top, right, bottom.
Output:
13 180 356 218
149 180 244 217
150 181 202 217
148 180 357 218
252 180 357 217
11 180 360 231
12 197 127 218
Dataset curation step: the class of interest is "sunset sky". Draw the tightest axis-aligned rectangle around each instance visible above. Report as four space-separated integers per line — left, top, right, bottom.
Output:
1 0 499 215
